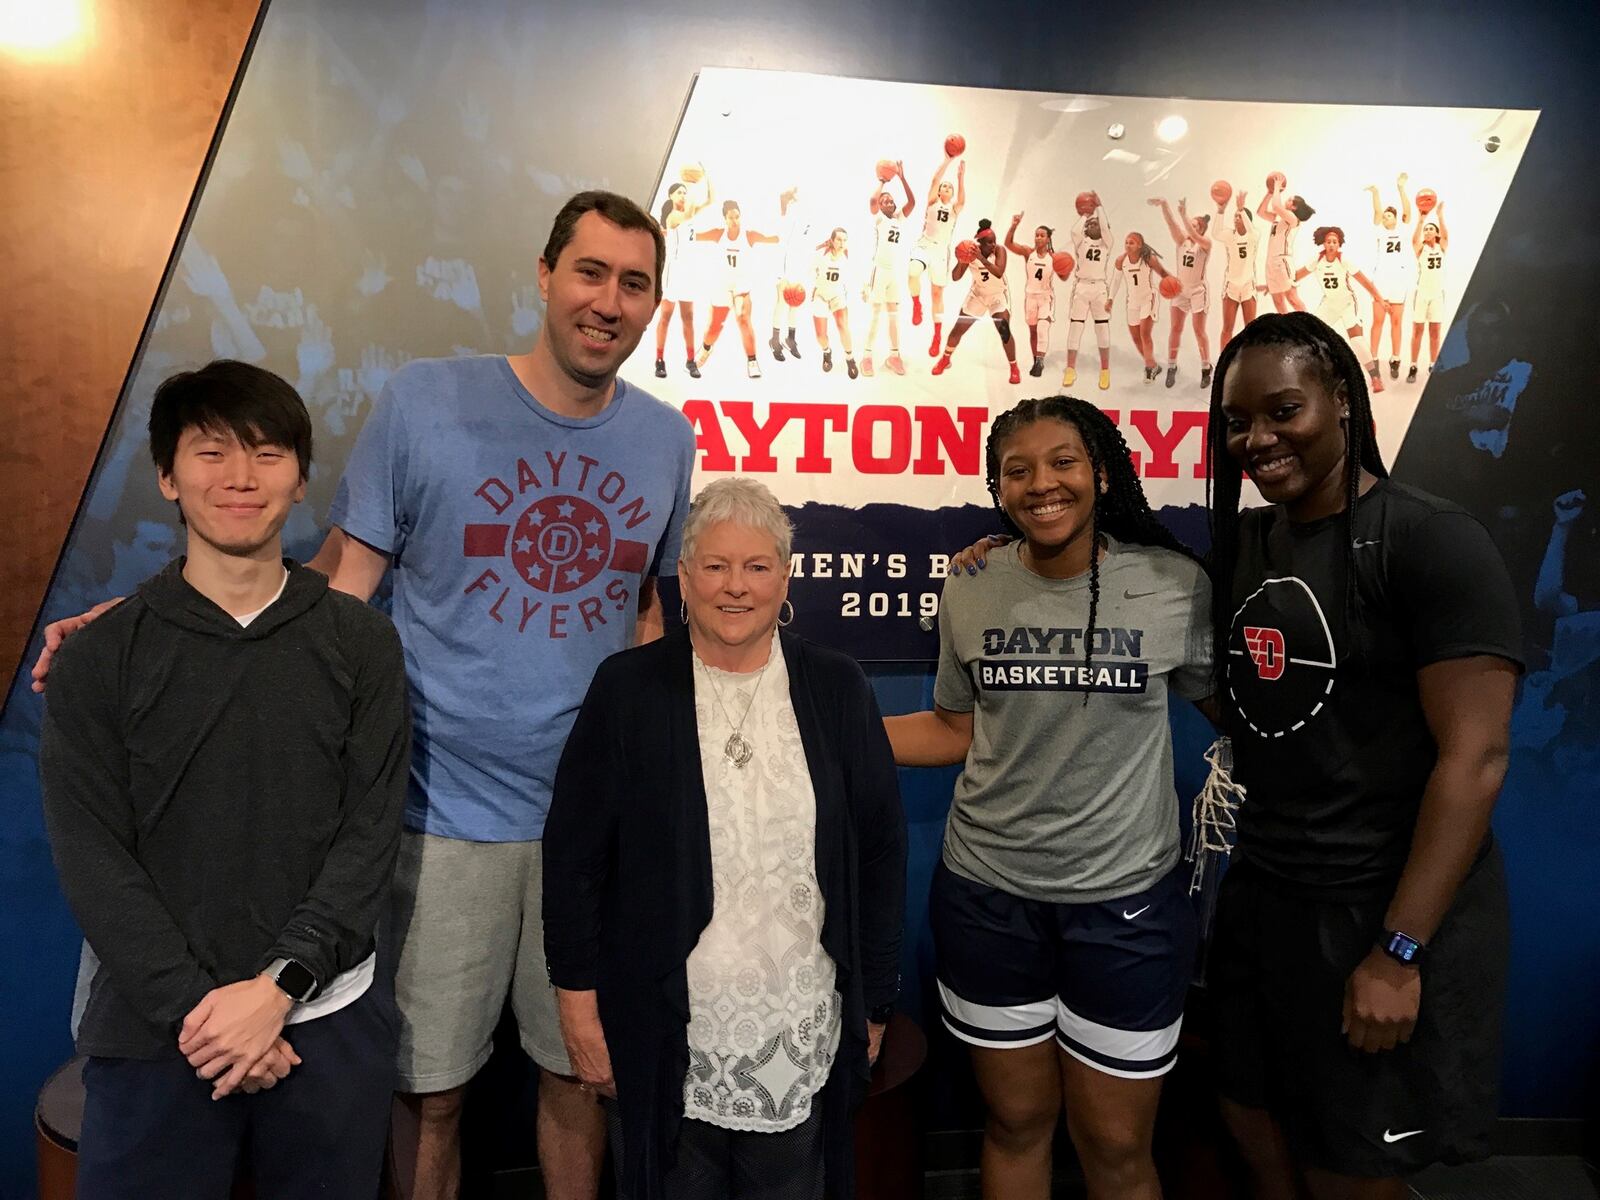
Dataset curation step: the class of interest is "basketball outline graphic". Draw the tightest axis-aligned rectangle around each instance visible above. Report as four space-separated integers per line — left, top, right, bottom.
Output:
1227 576 1338 738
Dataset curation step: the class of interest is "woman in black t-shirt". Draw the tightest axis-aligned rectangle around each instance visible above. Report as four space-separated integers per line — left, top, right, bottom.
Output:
1205 312 1522 1198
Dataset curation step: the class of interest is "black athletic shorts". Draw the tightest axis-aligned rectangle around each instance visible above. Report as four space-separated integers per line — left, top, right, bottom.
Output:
1208 843 1509 1177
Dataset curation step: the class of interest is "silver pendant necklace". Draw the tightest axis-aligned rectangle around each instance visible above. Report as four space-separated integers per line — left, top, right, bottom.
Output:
697 650 771 768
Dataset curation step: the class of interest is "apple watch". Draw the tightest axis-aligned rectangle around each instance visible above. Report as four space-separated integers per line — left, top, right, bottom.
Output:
1377 930 1426 968
265 957 319 1003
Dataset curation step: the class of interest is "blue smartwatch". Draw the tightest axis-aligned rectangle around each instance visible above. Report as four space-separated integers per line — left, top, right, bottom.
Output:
1378 929 1426 968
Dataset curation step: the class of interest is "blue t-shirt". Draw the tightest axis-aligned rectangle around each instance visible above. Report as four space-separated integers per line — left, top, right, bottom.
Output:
329 355 695 841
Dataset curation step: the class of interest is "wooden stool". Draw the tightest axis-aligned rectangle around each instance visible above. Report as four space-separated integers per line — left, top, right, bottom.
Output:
35 1058 83 1200
854 1012 927 1200
35 1056 257 1199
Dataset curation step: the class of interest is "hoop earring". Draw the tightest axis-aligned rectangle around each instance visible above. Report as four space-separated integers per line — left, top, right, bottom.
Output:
679 600 688 624
778 600 795 627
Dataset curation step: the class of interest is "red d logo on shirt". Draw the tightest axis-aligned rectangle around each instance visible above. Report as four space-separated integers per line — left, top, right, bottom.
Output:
509 495 613 594
1243 626 1286 681
1227 577 1339 739
459 452 657 637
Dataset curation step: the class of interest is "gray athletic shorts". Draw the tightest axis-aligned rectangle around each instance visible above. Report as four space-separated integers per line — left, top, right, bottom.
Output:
386 830 570 1092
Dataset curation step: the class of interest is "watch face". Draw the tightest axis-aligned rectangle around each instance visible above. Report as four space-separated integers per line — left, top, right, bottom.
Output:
277 960 317 1001
1385 933 1421 964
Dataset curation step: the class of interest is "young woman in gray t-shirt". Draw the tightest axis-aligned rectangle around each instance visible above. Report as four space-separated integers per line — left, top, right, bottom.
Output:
886 396 1214 1200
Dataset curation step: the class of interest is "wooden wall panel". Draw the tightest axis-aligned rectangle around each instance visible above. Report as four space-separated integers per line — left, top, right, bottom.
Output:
0 0 262 685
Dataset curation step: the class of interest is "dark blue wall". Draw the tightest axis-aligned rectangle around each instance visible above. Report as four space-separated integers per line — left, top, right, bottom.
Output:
3 2 1597 1196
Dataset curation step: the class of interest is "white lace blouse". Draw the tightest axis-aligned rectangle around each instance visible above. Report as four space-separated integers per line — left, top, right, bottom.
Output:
683 634 842 1132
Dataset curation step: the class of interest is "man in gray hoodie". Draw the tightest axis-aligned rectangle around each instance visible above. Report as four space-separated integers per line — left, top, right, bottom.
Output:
40 360 410 1198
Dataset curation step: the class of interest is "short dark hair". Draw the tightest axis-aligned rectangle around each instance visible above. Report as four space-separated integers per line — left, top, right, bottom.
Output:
148 360 313 482
542 190 665 301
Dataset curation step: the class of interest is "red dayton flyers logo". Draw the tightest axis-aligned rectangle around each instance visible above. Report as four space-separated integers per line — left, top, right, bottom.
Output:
1242 626 1286 681
1229 577 1338 739
462 452 653 636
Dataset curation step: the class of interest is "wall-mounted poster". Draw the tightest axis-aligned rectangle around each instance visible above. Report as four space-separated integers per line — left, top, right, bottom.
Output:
627 68 1534 656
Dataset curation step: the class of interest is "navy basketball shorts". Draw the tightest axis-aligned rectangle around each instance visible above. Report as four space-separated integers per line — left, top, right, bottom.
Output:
1207 845 1509 1177
929 859 1198 1078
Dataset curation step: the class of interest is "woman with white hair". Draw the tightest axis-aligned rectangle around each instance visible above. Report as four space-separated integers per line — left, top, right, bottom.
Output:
542 477 907 1200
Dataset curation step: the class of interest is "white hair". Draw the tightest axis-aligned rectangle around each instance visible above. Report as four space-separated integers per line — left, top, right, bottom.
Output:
680 477 794 564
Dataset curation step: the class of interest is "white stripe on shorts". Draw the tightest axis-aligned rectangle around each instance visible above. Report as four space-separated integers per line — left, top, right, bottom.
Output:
937 981 1057 1050
1055 1001 1183 1079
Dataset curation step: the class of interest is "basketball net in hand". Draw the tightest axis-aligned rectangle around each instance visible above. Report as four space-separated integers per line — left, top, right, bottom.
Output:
1186 737 1246 979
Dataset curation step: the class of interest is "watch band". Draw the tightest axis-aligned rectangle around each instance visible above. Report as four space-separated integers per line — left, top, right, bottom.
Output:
868 1001 896 1025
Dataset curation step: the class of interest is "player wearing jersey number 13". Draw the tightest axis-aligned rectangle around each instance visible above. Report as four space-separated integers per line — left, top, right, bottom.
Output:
885 397 1215 1200
1207 313 1521 1198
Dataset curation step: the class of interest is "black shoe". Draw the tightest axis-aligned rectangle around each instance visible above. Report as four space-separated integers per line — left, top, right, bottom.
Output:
1200 365 1212 388
1029 359 1044 378
786 332 802 360
769 334 785 362
1406 365 1417 383
1389 358 1400 380
822 350 833 373
686 359 701 380
846 358 859 380
1165 365 1177 389
654 358 667 379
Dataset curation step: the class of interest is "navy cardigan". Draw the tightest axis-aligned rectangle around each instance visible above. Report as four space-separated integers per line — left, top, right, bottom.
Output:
543 629 907 1199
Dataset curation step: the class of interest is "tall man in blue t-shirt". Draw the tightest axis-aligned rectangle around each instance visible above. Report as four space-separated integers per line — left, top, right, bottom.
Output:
36 190 696 1200
318 191 694 1199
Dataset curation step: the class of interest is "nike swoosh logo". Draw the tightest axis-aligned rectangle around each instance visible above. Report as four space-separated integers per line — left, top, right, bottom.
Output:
1123 905 1151 920
1383 1129 1424 1143
1352 539 1382 548
1123 589 1158 599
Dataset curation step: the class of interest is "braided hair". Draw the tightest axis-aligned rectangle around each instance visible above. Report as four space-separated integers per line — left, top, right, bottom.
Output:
1125 232 1163 266
985 396 1195 703
1204 312 1388 701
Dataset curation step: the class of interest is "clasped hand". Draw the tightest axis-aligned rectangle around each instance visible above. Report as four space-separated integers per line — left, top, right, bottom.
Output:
179 975 300 1099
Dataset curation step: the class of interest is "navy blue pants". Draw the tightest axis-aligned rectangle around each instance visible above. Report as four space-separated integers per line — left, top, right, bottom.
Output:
76 984 397 1200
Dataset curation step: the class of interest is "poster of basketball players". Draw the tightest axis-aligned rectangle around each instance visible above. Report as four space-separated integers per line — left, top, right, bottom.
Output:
626 70 1534 655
